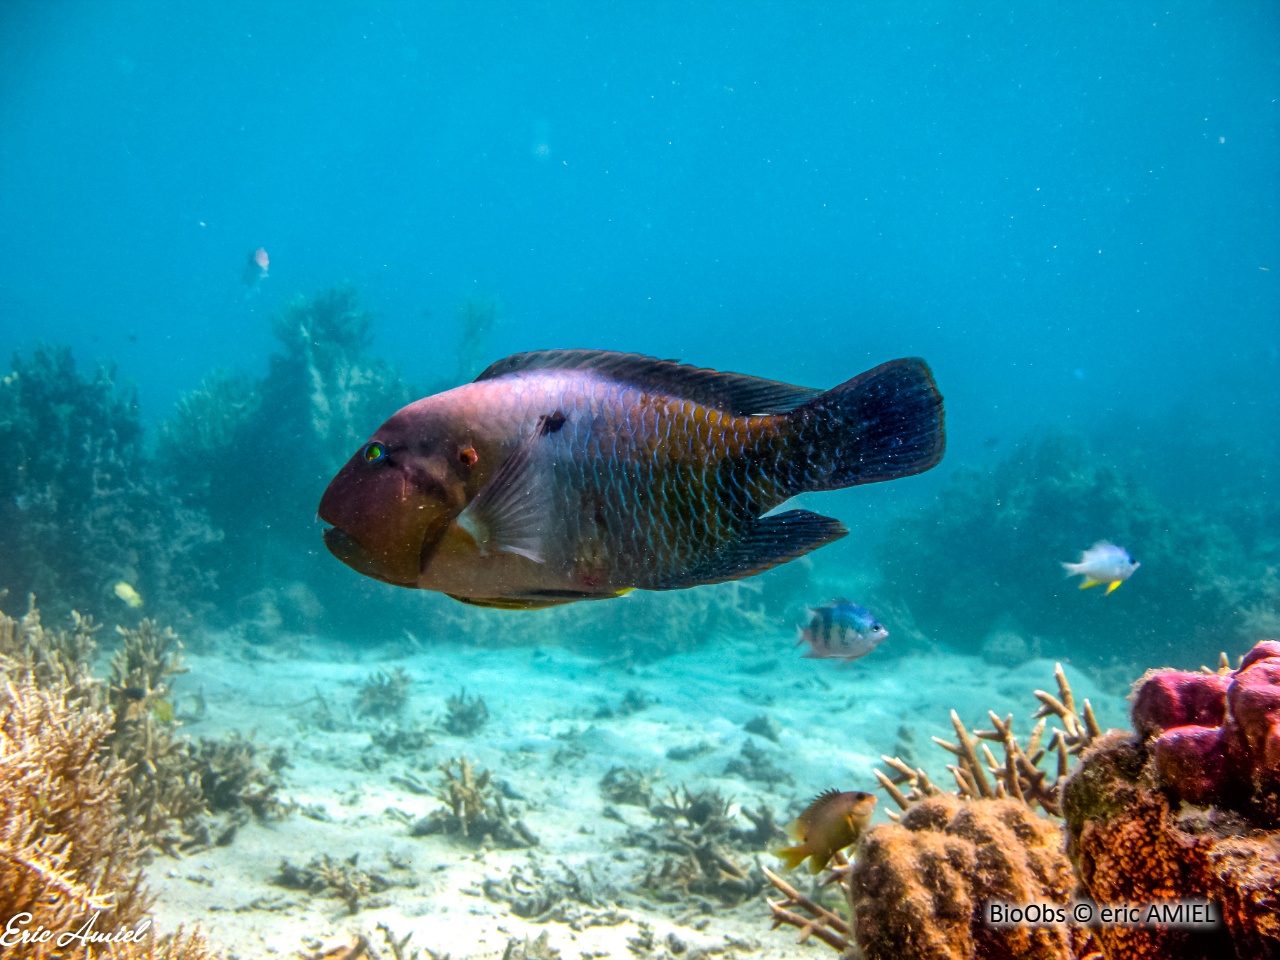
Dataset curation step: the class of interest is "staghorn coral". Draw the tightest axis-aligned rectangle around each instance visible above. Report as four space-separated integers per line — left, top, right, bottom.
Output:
1063 640 1280 959
0 679 151 957
409 756 537 848
443 686 489 735
105 619 206 852
629 785 780 907
879 430 1276 667
601 766 661 808
0 593 101 702
356 668 412 718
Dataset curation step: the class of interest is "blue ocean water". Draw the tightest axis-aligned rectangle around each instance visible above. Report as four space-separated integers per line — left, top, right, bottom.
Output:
0 4 1278 956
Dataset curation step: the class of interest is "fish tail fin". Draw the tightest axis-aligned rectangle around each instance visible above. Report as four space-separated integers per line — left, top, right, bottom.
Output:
1061 561 1081 576
1079 578 1101 590
774 845 809 871
788 358 944 492
1105 580 1123 595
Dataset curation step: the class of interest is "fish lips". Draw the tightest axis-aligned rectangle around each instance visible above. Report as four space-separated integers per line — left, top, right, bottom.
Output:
321 525 417 587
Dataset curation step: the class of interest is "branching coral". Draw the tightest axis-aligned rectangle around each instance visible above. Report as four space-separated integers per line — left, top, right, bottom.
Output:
409 756 537 848
0 679 151 957
628 785 781 907
356 668 412 718
274 853 392 914
443 687 489 735
766 663 1100 960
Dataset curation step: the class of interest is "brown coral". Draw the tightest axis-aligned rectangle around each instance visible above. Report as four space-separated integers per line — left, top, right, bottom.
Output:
850 795 1077 960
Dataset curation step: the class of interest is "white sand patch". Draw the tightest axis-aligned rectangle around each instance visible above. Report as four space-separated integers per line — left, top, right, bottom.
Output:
146 632 1131 958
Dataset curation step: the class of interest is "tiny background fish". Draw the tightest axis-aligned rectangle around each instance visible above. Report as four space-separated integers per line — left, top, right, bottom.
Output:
1062 541 1140 595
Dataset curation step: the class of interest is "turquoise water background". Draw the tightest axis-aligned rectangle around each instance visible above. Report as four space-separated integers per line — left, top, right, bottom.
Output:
0 2 1276 668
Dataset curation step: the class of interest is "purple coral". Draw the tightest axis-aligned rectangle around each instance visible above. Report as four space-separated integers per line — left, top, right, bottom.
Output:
1132 640 1280 821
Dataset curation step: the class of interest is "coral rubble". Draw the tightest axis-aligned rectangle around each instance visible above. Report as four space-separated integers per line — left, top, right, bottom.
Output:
1063 640 1280 959
274 853 393 914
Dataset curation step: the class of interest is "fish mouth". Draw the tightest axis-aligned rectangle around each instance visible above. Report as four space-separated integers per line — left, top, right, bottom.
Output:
322 526 417 587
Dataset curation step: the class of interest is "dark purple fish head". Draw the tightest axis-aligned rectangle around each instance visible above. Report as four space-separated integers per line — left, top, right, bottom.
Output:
318 400 480 586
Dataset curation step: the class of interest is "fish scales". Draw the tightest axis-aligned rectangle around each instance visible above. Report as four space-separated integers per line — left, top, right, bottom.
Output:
540 373 790 588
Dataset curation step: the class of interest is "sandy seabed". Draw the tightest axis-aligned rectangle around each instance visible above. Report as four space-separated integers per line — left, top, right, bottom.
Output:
146 628 1129 959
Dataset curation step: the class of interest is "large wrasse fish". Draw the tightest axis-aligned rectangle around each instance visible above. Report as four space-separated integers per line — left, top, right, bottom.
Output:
318 349 944 609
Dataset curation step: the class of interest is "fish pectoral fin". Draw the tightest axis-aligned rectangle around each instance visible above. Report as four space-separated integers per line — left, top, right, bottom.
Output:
657 510 848 589
1078 578 1102 590
1104 580 1123 595
456 426 554 563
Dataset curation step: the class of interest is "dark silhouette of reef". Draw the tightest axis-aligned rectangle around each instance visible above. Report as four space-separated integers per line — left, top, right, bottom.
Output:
0 345 217 628
879 431 1279 669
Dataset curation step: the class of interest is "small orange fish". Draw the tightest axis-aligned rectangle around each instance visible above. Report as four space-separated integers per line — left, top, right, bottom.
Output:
776 789 877 873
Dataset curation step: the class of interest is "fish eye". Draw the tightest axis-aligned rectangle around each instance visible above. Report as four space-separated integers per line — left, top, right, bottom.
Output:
362 441 387 464
458 446 478 467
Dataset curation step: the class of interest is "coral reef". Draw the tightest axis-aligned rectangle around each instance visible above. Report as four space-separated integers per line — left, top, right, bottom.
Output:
0 345 216 626
0 679 151 955
443 686 489 735
879 431 1278 666
409 756 537 848
356 668 412 718
0 663 224 960
1063 640 1280 959
766 662 1101 959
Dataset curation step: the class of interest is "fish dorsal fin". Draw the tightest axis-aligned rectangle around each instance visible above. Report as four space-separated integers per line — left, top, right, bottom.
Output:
790 788 846 840
475 349 821 415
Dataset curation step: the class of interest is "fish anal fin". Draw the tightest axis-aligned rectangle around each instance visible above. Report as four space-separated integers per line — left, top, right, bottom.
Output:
1105 580 1122 595
1079 578 1101 590
658 510 847 590
475 349 821 415
774 844 809 871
